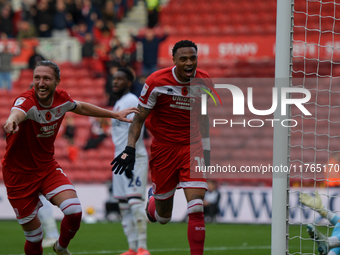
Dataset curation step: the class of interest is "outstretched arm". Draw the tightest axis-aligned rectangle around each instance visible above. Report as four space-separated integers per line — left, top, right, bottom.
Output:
127 104 151 148
3 109 26 134
72 101 139 122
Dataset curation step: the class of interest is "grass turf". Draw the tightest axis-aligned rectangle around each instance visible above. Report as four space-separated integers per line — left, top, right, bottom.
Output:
0 220 320 255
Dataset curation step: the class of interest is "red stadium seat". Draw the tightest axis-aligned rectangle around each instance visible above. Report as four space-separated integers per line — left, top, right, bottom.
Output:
20 69 33 79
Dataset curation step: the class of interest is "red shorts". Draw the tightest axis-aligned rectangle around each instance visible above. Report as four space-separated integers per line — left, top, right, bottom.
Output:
149 141 207 200
2 164 74 224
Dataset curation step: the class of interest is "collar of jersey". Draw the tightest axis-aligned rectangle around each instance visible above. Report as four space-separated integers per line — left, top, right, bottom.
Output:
172 66 196 84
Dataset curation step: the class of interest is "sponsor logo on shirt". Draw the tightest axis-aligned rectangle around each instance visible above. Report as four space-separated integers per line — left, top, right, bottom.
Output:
170 96 195 110
37 123 58 137
140 84 149 96
14 97 26 106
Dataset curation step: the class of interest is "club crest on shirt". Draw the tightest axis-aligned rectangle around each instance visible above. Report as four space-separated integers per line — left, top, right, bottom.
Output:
55 107 62 118
140 84 149 96
14 97 26 106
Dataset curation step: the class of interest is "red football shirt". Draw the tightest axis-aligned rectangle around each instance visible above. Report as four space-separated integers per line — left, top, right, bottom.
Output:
139 66 210 146
2 88 77 173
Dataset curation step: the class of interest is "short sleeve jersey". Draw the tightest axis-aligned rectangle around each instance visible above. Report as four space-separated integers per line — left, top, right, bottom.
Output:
1 88 77 173
138 66 210 146
112 93 148 159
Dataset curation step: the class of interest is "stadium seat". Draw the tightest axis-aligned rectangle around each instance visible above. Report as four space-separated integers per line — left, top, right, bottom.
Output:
20 69 33 79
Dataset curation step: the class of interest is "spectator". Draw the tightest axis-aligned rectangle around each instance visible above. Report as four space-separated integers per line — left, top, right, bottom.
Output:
145 0 160 28
106 45 127 70
130 27 168 76
105 65 119 106
63 115 78 162
63 115 76 145
0 44 20 91
123 36 138 70
32 0 54 37
21 0 35 23
130 74 144 98
203 180 220 223
92 18 106 43
28 46 46 70
52 0 71 38
102 0 116 27
64 0 82 25
80 0 99 32
16 20 37 42
83 117 111 150
0 3 14 38
113 0 124 23
72 21 88 44
82 32 95 58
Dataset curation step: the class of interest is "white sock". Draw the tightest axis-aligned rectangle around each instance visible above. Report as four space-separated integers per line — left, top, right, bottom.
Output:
130 201 148 249
38 195 59 239
119 204 138 251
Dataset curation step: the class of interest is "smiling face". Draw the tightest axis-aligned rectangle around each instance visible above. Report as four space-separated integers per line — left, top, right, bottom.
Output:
33 66 60 106
173 47 198 83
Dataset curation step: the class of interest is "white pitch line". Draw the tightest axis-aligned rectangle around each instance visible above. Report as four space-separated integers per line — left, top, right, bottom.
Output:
1 245 272 255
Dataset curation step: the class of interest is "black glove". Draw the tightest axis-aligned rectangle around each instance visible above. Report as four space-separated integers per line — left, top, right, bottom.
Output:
203 150 210 167
111 146 136 178
125 168 134 179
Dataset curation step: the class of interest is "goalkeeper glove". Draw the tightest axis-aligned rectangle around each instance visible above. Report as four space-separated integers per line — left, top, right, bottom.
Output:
299 191 327 218
111 146 135 179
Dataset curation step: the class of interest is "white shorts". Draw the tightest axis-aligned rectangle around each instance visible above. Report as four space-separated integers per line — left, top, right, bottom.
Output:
113 158 148 201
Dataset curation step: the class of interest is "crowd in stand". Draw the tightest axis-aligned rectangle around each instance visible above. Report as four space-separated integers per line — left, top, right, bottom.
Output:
3 0 134 40
0 0 169 105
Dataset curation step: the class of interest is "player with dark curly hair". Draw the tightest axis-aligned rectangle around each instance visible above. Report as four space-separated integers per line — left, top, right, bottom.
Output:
112 40 211 255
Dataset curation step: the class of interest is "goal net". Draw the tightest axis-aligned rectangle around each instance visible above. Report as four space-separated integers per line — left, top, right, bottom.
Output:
287 0 340 254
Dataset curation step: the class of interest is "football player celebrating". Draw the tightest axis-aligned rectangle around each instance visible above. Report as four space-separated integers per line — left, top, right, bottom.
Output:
2 60 138 255
112 40 211 255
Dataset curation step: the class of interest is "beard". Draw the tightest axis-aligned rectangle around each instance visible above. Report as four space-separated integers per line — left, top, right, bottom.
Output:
113 88 127 100
35 88 54 105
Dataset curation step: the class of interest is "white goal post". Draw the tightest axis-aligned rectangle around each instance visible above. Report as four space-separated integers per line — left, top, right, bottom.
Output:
272 0 340 254
271 0 293 254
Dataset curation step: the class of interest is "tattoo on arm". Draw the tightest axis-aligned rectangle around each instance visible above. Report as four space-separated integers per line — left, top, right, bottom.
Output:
127 105 151 147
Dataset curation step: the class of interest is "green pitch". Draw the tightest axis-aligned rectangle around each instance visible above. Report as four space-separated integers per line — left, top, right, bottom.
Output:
0 220 319 254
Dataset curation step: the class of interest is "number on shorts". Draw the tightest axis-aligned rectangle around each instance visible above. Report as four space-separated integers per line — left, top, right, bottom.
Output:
128 176 141 187
194 157 205 169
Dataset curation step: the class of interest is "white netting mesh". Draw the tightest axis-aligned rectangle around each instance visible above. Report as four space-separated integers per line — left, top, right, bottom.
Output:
289 0 340 254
